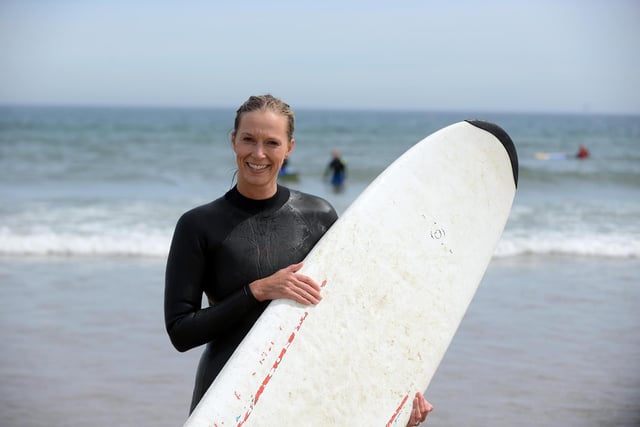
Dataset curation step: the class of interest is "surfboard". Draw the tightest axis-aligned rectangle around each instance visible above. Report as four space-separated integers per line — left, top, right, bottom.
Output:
277 170 300 182
535 151 568 160
184 120 518 427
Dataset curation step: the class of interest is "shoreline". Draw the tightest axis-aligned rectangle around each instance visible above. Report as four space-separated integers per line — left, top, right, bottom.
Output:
1 255 638 426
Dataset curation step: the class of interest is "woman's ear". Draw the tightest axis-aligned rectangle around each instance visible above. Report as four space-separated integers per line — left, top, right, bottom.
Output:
230 131 237 151
287 138 295 156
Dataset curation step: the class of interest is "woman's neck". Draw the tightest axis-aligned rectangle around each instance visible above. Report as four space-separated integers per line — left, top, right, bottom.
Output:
236 182 278 200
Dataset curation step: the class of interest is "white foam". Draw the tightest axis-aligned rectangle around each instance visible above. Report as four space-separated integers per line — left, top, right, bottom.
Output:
2 198 639 259
0 226 172 257
2 225 639 259
494 233 640 258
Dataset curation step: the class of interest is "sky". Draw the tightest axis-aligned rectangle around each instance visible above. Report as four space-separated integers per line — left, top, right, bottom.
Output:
1 0 639 114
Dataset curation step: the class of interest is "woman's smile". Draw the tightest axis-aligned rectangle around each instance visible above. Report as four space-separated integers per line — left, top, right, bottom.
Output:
247 162 270 171
231 110 294 199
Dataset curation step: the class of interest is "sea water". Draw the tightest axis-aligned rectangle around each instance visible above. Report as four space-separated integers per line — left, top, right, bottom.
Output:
1 107 638 258
0 106 639 426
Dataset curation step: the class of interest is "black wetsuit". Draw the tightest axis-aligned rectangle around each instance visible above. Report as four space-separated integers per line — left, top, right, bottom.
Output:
164 185 338 412
326 157 346 188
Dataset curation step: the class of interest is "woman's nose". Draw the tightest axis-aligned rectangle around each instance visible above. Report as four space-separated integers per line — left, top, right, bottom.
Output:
252 142 266 157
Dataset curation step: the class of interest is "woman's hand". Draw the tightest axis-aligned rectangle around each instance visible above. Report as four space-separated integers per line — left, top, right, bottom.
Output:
249 262 323 305
406 392 433 426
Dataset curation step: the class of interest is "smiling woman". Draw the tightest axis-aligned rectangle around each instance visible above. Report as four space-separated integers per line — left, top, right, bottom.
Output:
164 94 433 426
164 94 340 413
231 96 296 200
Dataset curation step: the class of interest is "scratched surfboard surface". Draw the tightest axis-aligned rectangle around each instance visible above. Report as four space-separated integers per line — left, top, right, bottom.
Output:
184 120 518 427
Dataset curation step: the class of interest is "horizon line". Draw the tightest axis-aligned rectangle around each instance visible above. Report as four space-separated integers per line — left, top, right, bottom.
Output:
0 101 638 118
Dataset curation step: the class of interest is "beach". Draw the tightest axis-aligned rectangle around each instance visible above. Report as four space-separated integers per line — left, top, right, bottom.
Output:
1 256 638 426
429 256 640 427
1 106 639 426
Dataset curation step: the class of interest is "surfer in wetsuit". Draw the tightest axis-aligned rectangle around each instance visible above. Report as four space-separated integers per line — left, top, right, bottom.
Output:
164 94 432 426
576 144 589 159
325 149 347 192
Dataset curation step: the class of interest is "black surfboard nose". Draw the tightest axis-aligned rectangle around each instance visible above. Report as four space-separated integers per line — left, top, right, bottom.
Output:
465 120 519 188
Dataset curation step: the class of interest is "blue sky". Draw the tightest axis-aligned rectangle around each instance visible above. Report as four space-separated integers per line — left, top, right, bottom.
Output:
1 0 639 114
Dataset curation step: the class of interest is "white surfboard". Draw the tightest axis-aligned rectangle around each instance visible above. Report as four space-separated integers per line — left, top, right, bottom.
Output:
535 151 568 160
185 120 518 427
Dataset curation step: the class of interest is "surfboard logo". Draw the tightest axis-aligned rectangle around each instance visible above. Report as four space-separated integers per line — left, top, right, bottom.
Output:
430 228 445 240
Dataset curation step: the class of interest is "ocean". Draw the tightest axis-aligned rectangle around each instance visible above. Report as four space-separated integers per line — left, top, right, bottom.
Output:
1 106 639 426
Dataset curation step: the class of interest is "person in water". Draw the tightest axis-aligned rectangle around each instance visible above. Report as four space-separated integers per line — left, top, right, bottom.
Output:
576 144 589 159
164 94 432 426
279 157 291 174
325 148 347 192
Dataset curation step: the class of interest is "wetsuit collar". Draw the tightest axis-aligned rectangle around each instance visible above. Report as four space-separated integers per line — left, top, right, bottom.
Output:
225 185 290 215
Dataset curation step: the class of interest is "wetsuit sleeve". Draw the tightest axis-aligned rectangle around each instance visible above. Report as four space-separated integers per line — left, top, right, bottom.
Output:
164 212 260 352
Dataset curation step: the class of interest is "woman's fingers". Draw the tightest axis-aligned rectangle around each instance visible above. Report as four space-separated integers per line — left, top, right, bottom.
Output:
406 393 433 426
252 262 324 304
286 270 322 304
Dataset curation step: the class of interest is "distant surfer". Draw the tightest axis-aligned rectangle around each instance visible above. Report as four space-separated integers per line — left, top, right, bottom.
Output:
576 144 589 159
325 149 347 192
164 94 432 427
279 158 291 174
278 157 300 182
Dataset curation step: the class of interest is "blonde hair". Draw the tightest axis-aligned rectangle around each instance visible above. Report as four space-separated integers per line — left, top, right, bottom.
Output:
234 94 295 140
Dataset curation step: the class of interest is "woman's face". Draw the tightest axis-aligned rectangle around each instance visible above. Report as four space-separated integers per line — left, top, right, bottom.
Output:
232 110 294 199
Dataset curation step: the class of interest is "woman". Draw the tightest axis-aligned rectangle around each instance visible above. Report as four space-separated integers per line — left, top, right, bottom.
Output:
164 94 432 426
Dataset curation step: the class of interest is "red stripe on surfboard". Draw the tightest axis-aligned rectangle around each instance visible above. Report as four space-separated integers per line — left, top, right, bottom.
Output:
386 394 410 427
236 311 309 427
234 280 327 426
